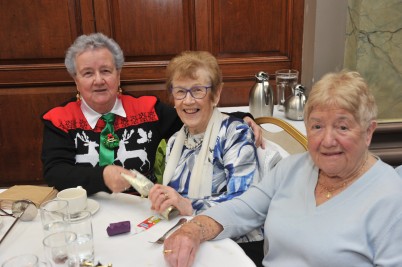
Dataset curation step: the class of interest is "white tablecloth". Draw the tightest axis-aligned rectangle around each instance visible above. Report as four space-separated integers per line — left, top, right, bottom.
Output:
219 105 306 135
0 192 256 266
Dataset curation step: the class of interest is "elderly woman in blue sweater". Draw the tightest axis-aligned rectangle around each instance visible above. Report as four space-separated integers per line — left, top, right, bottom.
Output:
162 70 402 267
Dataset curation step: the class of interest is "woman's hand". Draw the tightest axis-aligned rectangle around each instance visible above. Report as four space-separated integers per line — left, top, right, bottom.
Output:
163 222 201 267
163 215 223 267
244 116 265 149
149 184 193 216
103 165 132 193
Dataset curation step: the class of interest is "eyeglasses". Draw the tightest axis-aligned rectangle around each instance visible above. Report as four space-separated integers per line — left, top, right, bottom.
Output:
170 85 211 100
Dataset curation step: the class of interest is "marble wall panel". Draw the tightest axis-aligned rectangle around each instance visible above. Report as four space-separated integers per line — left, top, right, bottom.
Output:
344 0 402 121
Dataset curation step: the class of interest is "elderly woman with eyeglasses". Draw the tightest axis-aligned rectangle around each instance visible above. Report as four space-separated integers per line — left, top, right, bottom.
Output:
149 51 265 265
41 34 262 196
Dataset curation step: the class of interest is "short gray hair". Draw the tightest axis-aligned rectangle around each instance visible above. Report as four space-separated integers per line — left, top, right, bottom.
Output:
65 33 124 76
304 70 377 129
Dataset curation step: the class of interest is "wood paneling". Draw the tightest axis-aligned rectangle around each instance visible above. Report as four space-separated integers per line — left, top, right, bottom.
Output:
0 0 304 87
215 0 285 55
0 86 76 186
113 0 191 57
0 0 80 64
0 0 82 87
0 0 305 186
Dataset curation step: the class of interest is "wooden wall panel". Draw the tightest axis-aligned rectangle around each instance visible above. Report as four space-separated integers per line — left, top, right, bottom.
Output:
0 0 80 64
0 86 76 186
0 0 90 87
194 0 211 50
215 0 285 55
110 0 192 58
208 0 304 105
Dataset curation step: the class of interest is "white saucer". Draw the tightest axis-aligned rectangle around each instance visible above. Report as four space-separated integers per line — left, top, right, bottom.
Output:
85 199 100 215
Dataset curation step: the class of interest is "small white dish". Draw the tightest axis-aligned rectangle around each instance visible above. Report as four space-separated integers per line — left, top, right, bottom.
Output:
85 199 100 215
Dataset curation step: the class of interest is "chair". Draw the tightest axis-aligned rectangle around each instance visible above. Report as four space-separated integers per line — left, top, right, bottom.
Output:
255 117 308 157
248 117 308 264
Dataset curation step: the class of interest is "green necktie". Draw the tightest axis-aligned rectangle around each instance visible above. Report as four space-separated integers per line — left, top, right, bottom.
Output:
99 113 119 166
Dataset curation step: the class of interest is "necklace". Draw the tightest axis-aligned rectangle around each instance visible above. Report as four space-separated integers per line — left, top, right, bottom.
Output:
317 155 369 199
183 128 204 150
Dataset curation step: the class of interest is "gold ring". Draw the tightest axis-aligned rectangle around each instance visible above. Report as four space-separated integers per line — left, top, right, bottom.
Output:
163 249 173 254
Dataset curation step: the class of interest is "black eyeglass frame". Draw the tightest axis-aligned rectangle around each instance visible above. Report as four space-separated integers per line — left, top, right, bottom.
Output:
170 85 212 100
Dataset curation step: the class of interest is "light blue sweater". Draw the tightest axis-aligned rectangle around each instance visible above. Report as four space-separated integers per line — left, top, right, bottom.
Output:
204 152 402 267
395 165 402 177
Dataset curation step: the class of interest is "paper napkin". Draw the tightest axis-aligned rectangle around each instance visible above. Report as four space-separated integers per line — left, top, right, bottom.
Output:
0 185 58 209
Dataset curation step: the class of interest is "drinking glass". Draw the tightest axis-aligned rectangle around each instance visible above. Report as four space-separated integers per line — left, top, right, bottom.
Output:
275 69 299 111
2 254 47 267
42 231 79 267
66 211 94 264
40 199 70 237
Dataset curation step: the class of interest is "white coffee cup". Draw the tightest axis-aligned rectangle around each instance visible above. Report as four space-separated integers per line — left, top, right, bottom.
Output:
57 186 87 214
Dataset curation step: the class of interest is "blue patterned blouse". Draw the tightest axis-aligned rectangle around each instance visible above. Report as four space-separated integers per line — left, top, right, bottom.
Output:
166 115 259 214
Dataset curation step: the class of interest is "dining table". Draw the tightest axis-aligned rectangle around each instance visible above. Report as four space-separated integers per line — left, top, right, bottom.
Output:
0 190 256 266
218 105 306 135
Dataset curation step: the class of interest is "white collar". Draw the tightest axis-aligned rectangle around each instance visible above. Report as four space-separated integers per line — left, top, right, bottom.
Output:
80 98 126 129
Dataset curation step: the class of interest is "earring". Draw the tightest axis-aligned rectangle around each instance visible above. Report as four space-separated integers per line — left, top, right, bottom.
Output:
76 91 81 101
118 87 123 94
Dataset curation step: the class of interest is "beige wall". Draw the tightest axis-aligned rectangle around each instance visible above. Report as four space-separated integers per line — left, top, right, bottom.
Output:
302 0 348 94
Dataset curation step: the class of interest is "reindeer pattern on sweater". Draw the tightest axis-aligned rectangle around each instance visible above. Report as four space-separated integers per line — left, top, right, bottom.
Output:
41 95 182 193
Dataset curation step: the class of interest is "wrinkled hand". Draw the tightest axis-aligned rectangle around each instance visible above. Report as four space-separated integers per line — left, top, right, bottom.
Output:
244 116 265 149
103 165 132 193
163 222 201 267
149 184 193 216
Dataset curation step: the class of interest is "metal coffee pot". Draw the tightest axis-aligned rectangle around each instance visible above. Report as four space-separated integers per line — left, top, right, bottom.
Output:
249 71 274 118
285 84 307 121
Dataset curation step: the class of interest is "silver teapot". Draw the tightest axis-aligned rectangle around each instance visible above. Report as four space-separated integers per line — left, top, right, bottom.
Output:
285 84 307 121
249 71 274 118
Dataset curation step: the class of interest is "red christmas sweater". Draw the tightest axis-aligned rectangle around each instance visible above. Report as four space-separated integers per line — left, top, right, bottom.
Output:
41 95 182 195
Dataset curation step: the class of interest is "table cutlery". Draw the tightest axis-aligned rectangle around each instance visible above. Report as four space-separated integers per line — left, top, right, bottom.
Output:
150 218 187 244
0 199 37 244
0 207 14 217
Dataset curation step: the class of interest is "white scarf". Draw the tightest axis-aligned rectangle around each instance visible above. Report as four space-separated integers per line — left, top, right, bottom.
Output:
163 108 223 198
